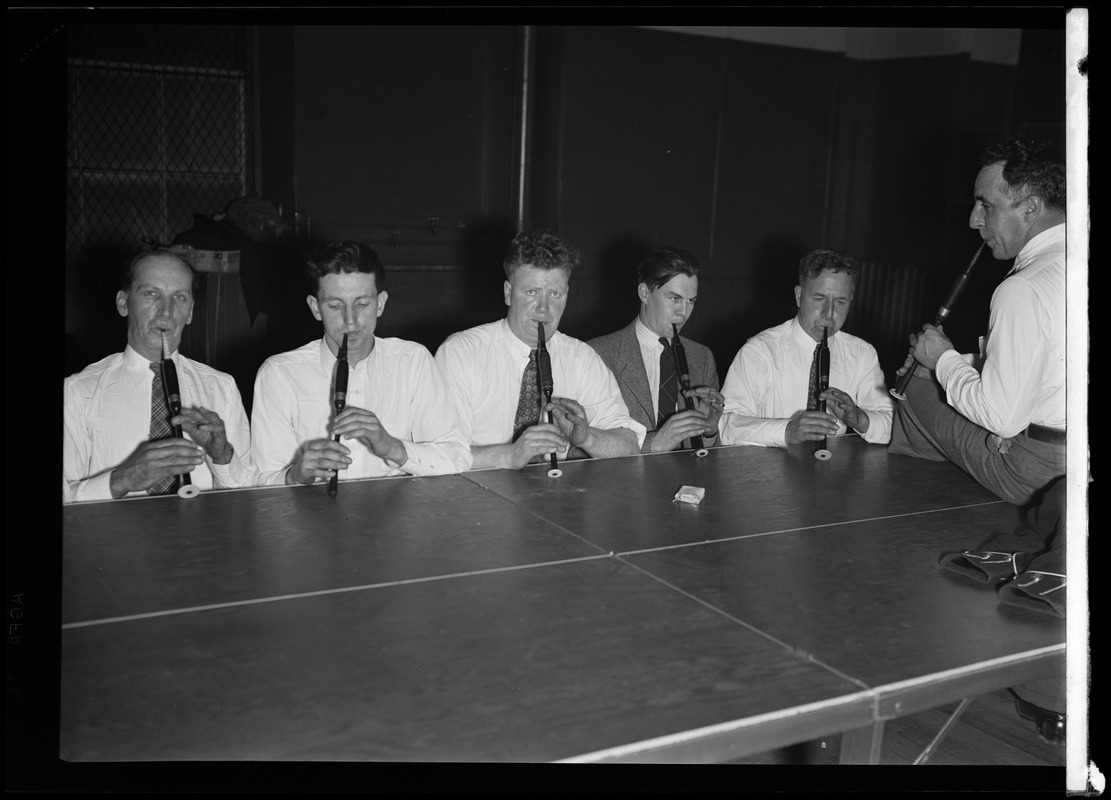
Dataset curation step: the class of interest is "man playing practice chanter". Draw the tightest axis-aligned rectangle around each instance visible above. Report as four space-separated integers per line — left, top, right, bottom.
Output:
435 228 645 470
250 241 471 486
588 246 724 453
64 250 255 502
888 138 1069 744
718 248 894 449
889 137 1066 508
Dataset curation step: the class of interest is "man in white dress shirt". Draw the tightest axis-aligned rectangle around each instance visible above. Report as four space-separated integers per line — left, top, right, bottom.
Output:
890 137 1067 508
435 229 645 470
250 241 471 486
63 250 255 502
718 249 894 449
890 138 1068 744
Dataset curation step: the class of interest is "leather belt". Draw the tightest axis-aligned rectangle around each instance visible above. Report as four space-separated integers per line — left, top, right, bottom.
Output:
1025 424 1066 446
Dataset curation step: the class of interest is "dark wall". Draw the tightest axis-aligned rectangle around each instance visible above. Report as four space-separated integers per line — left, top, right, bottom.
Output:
294 25 519 241
264 25 522 359
529 27 843 363
250 24 1064 393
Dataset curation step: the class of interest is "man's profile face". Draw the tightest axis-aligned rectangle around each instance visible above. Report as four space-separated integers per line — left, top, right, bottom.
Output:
794 269 854 342
116 254 195 361
503 265 570 347
307 270 387 364
969 161 1033 261
638 273 698 339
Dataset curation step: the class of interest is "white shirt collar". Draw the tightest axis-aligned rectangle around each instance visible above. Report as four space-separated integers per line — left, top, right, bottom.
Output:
498 318 536 359
123 343 175 372
635 317 668 350
1012 223 1066 274
790 315 838 349
317 335 379 371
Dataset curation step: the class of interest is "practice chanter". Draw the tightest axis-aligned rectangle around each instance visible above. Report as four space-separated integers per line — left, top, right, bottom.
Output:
813 326 832 461
670 324 709 457
890 242 986 400
159 332 200 498
328 333 349 497
536 322 562 478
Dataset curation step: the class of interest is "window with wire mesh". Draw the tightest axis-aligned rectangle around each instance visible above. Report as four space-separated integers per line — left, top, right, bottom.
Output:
66 24 252 262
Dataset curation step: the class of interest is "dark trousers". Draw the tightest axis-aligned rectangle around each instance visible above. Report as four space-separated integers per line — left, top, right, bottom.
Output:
888 373 1065 508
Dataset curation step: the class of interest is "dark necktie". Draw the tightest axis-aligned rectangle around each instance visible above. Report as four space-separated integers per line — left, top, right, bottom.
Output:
147 362 180 496
657 337 679 429
511 350 541 442
806 342 822 411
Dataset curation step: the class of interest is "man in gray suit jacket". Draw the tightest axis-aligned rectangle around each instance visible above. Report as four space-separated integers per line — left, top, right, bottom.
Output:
589 247 723 454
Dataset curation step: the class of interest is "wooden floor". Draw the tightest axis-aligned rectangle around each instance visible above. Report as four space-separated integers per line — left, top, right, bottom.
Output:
730 689 1066 766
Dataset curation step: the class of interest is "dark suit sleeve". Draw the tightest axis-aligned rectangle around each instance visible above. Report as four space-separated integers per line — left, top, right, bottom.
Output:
696 345 720 392
589 331 658 454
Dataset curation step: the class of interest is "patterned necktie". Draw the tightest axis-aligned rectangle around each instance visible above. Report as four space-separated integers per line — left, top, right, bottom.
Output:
657 337 679 429
806 342 822 411
147 362 180 496
511 350 541 442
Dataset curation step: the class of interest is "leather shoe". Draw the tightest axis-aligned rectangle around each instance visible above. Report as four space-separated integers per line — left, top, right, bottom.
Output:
1009 689 1065 746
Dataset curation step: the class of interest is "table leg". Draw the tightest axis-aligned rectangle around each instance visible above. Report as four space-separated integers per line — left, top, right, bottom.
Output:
839 720 885 764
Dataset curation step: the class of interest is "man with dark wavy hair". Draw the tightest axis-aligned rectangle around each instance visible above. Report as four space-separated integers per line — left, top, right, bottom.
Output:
436 228 644 470
890 138 1067 507
889 137 1069 745
64 249 256 501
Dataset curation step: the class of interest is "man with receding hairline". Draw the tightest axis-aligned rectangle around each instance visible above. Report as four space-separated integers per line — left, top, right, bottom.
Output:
63 249 255 502
889 137 1069 745
890 137 1067 508
718 248 894 449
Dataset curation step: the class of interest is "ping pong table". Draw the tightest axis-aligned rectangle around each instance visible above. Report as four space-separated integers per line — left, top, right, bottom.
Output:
60 435 1065 763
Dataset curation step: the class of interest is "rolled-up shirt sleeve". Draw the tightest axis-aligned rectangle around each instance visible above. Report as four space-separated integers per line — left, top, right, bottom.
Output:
719 340 790 447
250 359 304 486
394 347 473 475
560 344 647 449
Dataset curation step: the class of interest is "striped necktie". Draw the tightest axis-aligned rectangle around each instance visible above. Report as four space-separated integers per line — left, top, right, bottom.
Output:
147 362 180 496
511 350 541 442
806 342 822 411
657 337 679 429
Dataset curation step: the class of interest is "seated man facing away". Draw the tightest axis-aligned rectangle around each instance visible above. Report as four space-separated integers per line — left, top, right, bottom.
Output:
435 228 645 470
588 246 723 453
64 249 255 502
719 248 893 449
250 241 471 486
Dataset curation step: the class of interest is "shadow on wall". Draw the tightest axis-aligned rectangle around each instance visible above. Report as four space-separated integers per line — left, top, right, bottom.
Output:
340 219 520 354
65 242 134 377
567 233 656 341
697 237 802 377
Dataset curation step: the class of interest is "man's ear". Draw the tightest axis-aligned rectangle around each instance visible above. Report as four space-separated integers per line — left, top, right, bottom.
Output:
1023 194 1043 220
306 294 322 321
115 290 129 318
